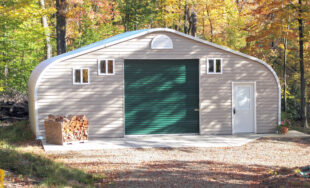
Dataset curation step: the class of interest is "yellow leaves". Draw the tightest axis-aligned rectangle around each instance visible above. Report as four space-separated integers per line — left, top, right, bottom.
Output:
292 73 299 82
2 0 55 22
0 169 4 186
294 168 301 174
279 43 285 49
268 169 278 175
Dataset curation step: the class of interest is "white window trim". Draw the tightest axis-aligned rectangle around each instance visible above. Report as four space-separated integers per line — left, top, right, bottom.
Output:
72 68 90 85
98 59 115 75
207 58 223 74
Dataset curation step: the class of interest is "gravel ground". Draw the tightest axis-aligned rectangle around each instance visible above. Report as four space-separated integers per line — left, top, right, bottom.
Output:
47 136 310 187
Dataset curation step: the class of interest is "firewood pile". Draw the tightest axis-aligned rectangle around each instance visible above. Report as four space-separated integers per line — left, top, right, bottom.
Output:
44 115 89 145
0 89 28 121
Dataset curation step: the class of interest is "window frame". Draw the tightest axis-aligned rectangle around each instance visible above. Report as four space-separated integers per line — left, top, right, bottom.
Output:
98 59 115 75
207 58 223 74
72 68 90 85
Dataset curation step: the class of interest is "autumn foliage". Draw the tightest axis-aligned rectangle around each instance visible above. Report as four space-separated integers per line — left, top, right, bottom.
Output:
0 0 309 122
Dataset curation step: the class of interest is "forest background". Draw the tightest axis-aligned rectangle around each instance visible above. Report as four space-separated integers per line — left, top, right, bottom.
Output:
0 0 309 127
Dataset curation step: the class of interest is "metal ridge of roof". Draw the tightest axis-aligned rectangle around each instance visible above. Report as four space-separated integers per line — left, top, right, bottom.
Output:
28 28 281 137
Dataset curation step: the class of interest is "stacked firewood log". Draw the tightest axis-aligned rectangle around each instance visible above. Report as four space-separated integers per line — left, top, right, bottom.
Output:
44 115 88 145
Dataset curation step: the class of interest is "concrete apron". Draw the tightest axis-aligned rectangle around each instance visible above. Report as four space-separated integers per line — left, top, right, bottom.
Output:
42 130 309 152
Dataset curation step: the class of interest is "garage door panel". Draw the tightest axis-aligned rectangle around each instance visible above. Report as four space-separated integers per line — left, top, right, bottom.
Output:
125 59 199 135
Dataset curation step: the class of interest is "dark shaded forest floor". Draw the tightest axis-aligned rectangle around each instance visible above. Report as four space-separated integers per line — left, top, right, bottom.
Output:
1 121 310 187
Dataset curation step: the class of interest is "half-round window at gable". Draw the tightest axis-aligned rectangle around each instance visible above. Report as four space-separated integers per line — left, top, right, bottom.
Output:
151 35 173 49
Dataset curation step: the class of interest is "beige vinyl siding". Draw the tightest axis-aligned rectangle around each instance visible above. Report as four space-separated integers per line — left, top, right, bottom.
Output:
36 58 124 138
36 31 278 138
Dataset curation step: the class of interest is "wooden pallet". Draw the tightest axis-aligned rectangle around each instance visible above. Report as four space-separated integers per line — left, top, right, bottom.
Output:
63 140 88 145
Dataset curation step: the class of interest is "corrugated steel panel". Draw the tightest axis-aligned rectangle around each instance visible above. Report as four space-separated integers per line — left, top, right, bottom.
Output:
125 60 199 134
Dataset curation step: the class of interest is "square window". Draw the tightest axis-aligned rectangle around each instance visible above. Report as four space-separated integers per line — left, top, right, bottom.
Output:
100 60 106 74
74 69 81 83
208 60 214 73
216 59 221 73
82 69 88 83
108 60 114 74
98 59 115 75
73 68 89 84
207 58 222 74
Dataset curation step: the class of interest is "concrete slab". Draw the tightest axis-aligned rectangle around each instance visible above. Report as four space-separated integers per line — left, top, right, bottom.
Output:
42 130 309 152
42 134 261 152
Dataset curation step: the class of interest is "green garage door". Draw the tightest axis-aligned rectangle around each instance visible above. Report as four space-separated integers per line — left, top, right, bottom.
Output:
125 59 199 135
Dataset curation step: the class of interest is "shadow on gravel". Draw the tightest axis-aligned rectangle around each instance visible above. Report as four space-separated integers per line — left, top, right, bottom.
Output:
133 147 196 153
109 160 310 188
258 137 310 148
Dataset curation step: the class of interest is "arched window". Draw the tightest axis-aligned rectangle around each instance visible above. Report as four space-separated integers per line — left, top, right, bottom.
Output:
151 35 173 49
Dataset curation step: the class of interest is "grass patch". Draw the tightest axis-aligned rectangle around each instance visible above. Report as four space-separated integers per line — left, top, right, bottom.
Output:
292 126 310 134
0 121 104 187
0 121 34 144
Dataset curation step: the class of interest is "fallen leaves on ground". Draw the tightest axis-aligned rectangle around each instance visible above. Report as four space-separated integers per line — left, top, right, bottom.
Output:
4 137 310 187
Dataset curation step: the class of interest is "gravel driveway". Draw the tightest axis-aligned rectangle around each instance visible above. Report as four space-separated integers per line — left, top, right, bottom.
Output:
49 136 310 187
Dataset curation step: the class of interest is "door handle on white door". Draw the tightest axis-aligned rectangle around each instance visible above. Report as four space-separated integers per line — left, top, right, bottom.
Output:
233 108 236 114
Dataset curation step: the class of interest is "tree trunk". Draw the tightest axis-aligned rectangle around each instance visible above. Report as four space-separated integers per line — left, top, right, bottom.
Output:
56 0 67 55
202 5 205 37
39 0 52 59
2 21 8 88
4 64 8 87
177 0 181 31
298 0 308 127
283 37 287 112
184 1 189 34
124 1 129 31
161 0 164 27
190 11 197 37
236 0 244 12
282 0 289 112
134 0 137 30
205 3 213 42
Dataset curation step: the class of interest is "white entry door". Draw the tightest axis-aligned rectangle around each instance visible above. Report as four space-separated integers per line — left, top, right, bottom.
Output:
233 83 255 133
